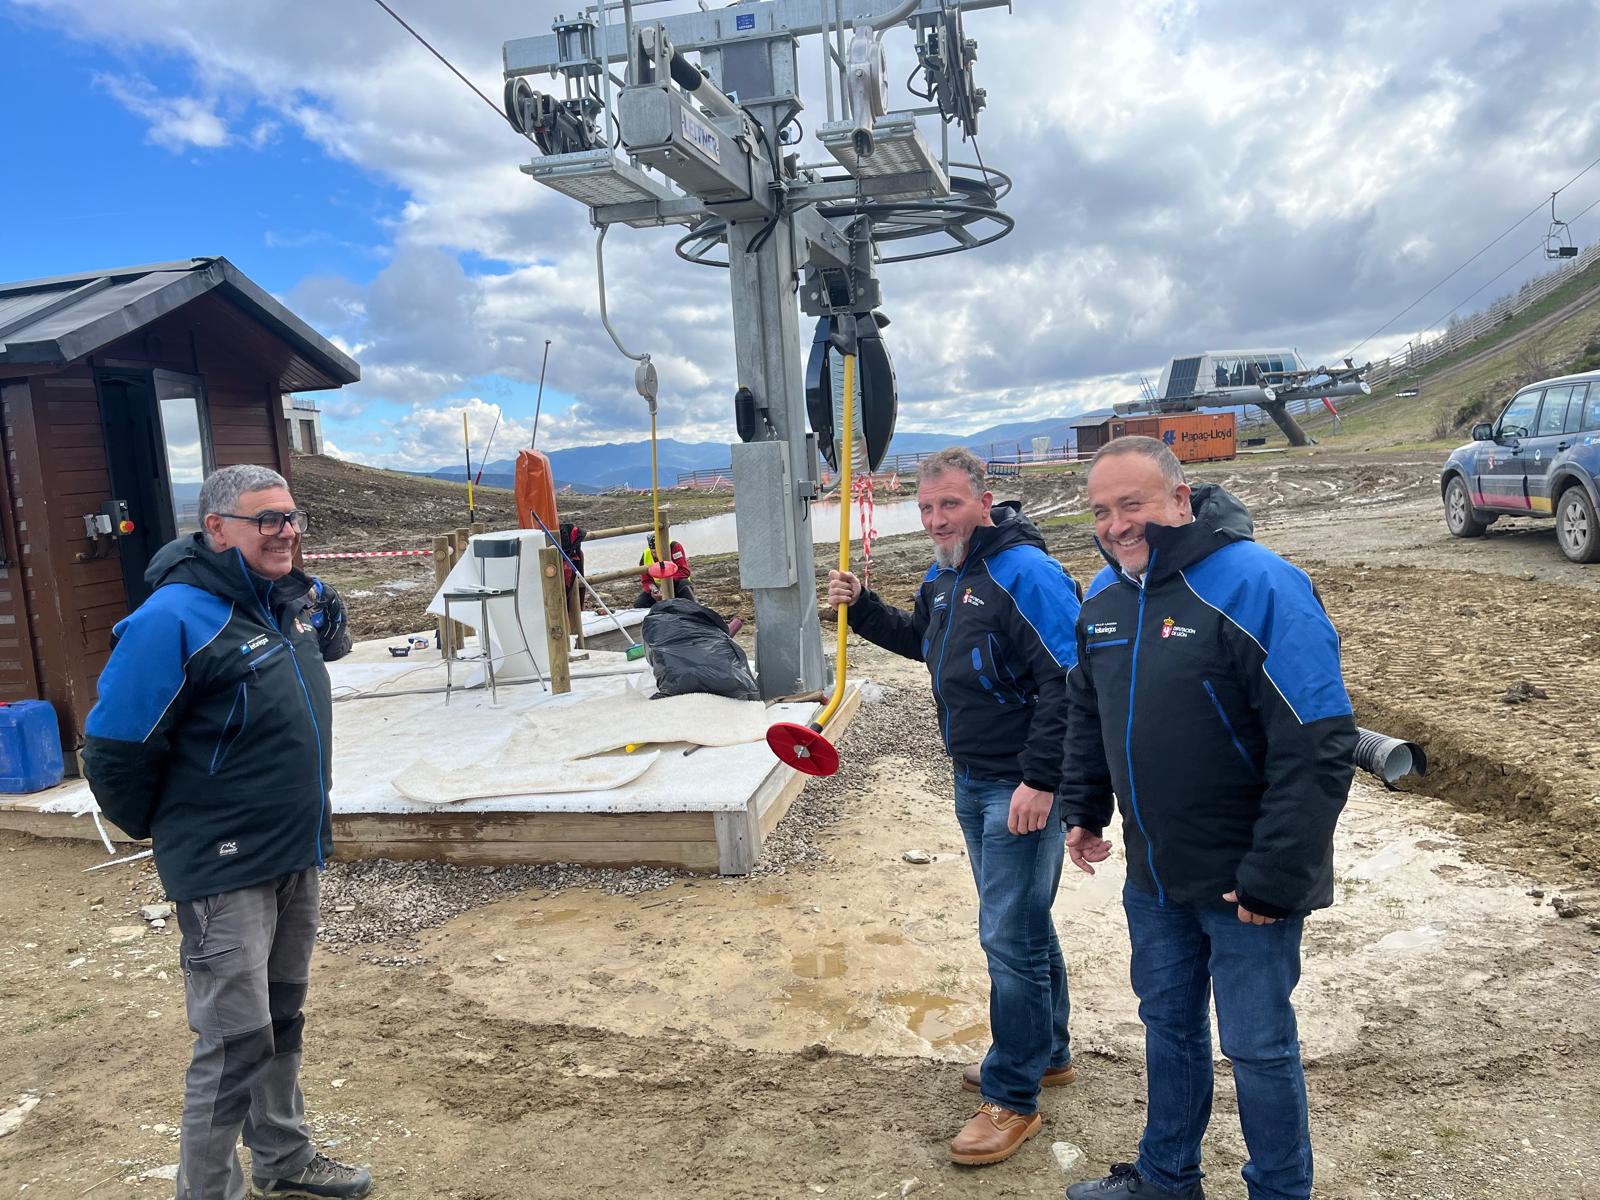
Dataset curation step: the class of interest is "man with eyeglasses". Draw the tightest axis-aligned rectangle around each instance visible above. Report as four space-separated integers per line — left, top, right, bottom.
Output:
83 464 371 1200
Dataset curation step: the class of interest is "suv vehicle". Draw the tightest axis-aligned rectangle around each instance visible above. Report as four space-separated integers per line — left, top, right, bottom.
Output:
1440 370 1600 562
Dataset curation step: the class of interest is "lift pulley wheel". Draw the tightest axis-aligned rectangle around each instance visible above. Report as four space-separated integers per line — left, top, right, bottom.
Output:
806 312 897 474
765 720 841 777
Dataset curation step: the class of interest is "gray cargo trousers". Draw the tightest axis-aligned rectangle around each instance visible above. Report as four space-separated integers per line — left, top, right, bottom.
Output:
174 868 319 1200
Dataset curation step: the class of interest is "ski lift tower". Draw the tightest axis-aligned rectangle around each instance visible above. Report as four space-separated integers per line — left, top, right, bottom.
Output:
504 0 1014 698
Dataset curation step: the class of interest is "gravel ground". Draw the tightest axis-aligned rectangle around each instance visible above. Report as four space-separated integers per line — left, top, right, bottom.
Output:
251 678 938 963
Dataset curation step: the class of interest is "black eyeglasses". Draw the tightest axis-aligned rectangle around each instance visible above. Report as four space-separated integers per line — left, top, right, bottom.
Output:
217 509 310 535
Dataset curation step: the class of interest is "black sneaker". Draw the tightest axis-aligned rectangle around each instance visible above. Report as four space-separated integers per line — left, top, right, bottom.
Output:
251 1152 373 1198
1066 1162 1203 1200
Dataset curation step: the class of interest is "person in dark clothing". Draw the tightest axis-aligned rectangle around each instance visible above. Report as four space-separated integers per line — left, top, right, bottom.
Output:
82 464 371 1200
825 447 1081 1166
634 532 695 607
1059 437 1356 1200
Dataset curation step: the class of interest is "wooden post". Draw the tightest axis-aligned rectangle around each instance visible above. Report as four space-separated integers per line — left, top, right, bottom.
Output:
448 529 470 649
432 535 452 658
538 546 571 694
566 578 586 649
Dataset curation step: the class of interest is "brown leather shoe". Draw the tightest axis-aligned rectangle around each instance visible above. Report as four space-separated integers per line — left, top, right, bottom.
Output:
961 1060 1077 1094
948 1102 1043 1165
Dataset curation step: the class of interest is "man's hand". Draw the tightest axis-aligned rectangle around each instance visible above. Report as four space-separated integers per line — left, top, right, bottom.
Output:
1007 783 1053 835
826 569 862 609
1223 890 1277 925
1066 825 1113 874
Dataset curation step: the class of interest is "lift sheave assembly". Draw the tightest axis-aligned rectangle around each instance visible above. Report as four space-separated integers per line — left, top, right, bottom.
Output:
503 0 1014 730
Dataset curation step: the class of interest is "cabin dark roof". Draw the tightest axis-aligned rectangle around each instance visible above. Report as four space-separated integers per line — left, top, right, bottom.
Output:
0 257 359 390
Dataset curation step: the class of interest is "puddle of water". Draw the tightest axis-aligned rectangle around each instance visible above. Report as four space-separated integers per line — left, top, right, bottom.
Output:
581 497 927 573
881 990 989 1048
782 980 871 1034
865 931 904 946
514 909 581 927
753 894 790 908
792 945 848 979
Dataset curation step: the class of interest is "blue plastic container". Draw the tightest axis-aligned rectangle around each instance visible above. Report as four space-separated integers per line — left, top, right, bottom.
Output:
0 700 65 793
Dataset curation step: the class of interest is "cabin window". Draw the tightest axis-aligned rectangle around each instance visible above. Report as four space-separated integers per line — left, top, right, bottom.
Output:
153 371 214 538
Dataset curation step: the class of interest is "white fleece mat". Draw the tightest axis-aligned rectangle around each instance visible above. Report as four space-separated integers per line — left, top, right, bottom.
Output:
511 688 773 760
391 750 661 806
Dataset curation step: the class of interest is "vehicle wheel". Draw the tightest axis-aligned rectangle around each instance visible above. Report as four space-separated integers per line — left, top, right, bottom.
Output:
1555 485 1600 563
1443 476 1487 538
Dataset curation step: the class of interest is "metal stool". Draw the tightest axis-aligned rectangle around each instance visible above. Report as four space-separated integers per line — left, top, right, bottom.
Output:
442 538 529 705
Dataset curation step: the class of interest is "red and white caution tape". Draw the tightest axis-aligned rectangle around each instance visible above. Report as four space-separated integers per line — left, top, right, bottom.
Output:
302 549 433 560
853 474 877 588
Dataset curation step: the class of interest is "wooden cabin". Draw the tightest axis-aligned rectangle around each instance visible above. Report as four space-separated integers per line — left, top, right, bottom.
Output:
0 257 359 762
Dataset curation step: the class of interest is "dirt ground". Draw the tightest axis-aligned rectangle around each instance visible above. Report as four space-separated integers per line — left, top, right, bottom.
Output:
4 448 1600 1199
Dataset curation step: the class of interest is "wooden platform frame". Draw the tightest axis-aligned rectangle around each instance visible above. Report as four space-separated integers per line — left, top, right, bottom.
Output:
0 683 863 876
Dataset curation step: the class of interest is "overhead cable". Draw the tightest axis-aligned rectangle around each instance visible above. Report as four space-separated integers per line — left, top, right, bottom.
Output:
1343 150 1600 360
367 0 531 139
1416 189 1600 340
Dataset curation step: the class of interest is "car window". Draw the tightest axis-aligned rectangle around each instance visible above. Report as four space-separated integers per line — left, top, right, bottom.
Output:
1561 382 1587 435
1497 390 1541 438
1537 385 1575 436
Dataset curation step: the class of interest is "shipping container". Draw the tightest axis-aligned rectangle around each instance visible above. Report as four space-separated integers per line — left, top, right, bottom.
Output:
1080 411 1237 463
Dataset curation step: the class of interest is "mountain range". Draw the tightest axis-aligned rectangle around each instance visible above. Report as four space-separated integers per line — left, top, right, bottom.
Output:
418 413 1110 491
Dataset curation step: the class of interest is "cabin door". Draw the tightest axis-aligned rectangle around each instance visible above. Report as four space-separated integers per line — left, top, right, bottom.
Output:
95 370 212 609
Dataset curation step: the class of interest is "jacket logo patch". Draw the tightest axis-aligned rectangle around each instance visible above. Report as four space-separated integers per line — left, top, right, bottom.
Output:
218 840 239 857
933 592 949 610
1089 622 1117 636
961 589 985 607
1160 617 1196 640
241 635 269 654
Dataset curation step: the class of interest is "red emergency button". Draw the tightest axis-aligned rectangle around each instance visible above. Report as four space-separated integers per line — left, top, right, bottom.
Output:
118 519 135 534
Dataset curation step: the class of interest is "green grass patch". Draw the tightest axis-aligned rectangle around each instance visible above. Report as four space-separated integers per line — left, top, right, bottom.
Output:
1040 511 1095 529
17 1003 93 1036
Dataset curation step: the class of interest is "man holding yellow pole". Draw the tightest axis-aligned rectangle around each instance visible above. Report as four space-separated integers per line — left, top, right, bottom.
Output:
825 446 1082 1165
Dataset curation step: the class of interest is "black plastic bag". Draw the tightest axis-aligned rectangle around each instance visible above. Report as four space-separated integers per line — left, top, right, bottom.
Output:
641 599 758 700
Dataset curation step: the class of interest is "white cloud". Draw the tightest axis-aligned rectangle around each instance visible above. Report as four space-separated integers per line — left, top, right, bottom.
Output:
95 73 230 151
24 0 1600 462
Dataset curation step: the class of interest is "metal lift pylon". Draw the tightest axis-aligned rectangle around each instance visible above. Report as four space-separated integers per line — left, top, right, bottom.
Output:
503 0 1013 698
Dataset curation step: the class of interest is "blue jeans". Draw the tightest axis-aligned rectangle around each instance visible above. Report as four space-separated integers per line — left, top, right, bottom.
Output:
1122 880 1312 1200
952 770 1071 1115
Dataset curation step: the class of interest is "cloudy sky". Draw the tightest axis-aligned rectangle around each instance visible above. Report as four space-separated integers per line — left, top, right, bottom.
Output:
4 0 1599 469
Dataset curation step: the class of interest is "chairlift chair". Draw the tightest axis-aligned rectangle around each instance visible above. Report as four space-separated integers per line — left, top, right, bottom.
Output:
1546 193 1578 259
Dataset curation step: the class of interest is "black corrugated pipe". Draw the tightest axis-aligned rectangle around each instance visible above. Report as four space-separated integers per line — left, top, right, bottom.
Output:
1355 727 1427 788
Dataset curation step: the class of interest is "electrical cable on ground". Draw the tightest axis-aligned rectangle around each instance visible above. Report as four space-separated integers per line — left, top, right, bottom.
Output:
1344 150 1600 361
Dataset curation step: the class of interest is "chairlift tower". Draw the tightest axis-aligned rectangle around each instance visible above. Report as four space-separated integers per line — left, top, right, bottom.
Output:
504 0 1013 698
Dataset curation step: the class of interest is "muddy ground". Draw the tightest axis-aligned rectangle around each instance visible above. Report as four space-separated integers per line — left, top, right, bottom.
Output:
4 448 1599 1199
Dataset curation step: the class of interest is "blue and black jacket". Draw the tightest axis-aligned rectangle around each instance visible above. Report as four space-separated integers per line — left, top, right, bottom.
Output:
1057 484 1356 918
847 502 1080 789
82 534 351 902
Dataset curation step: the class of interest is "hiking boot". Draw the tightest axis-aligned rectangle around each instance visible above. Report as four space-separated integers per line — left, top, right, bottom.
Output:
1066 1162 1204 1199
961 1060 1077 1094
948 1102 1042 1165
251 1152 373 1198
